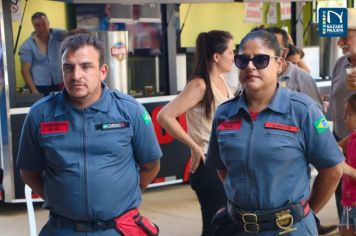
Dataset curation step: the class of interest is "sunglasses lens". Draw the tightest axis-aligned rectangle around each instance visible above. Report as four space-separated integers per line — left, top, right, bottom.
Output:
253 55 270 69
235 55 249 69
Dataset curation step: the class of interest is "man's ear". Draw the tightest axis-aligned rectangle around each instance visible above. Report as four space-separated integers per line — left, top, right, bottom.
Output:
100 64 109 82
276 57 283 74
282 47 289 60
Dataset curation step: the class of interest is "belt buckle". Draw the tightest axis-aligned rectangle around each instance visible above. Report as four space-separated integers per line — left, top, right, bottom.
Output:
242 212 259 233
75 222 92 232
242 213 258 224
275 210 297 235
244 223 260 233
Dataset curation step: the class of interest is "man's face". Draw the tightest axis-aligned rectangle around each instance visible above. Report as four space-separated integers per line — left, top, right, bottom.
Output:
32 16 50 40
286 53 301 66
337 29 356 57
62 45 108 108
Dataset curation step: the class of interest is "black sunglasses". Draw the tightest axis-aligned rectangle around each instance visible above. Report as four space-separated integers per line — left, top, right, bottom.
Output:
234 54 279 70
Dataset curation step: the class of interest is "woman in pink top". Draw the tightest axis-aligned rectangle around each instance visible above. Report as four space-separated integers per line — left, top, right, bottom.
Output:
339 93 356 236
157 30 235 236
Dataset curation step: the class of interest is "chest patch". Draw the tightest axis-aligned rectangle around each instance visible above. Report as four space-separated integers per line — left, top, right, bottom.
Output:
217 119 242 130
96 122 130 130
40 121 69 134
265 122 299 133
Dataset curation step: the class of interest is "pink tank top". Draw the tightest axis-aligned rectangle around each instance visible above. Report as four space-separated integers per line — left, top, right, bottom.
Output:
342 131 356 207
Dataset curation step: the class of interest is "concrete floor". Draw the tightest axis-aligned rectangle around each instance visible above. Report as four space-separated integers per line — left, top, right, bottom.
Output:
0 184 340 236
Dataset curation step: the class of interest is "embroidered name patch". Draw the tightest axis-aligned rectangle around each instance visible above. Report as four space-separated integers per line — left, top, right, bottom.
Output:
217 119 242 130
313 116 329 134
40 121 69 134
265 122 299 133
96 122 130 130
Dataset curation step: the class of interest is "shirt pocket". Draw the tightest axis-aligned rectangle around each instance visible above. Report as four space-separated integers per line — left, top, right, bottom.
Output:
217 131 245 164
39 133 79 170
95 127 133 155
262 129 302 161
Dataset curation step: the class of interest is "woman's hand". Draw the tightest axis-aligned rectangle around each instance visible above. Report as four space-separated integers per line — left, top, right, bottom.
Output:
190 145 205 173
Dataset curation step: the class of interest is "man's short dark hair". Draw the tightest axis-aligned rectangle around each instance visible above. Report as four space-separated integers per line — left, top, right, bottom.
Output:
31 12 47 21
264 26 289 48
60 33 105 66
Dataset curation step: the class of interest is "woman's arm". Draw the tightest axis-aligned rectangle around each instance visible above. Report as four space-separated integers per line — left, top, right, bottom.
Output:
157 78 206 172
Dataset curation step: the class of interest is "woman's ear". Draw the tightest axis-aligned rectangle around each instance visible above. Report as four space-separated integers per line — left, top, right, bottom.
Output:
213 53 220 63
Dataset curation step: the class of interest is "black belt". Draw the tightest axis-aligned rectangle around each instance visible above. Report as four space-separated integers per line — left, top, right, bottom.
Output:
227 200 310 233
49 212 115 232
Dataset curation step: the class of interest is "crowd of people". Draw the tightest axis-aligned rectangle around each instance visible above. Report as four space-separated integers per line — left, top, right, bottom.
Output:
16 8 356 236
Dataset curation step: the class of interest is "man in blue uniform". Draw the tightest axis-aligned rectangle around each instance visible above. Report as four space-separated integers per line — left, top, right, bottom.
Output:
17 33 162 236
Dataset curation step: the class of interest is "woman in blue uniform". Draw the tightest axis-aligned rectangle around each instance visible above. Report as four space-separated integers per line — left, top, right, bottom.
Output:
206 30 344 235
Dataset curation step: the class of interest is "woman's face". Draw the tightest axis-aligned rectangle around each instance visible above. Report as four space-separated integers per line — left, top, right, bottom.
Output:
214 39 235 73
238 38 282 92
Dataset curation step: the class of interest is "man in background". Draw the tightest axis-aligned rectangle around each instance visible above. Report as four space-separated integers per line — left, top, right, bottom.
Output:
19 12 65 95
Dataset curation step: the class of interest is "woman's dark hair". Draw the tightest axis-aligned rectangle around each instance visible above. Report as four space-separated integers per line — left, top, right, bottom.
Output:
346 93 356 113
239 30 280 57
192 30 233 119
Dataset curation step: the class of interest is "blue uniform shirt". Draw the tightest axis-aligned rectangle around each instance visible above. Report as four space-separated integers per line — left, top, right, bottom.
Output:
17 84 162 221
206 87 343 211
19 28 64 86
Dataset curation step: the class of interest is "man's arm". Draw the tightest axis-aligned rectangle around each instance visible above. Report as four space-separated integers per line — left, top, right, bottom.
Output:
139 160 160 191
309 164 343 214
20 169 44 198
21 62 39 94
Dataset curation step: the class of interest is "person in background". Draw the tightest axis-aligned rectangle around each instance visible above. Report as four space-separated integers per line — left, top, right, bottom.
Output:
286 44 311 72
157 30 235 236
206 30 343 235
286 35 311 73
286 44 330 113
19 12 65 96
338 93 356 236
263 27 325 111
330 7 356 224
17 34 162 236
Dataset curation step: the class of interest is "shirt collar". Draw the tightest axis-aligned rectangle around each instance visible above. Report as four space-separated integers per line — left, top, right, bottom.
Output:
231 85 290 117
30 28 54 41
54 83 110 117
